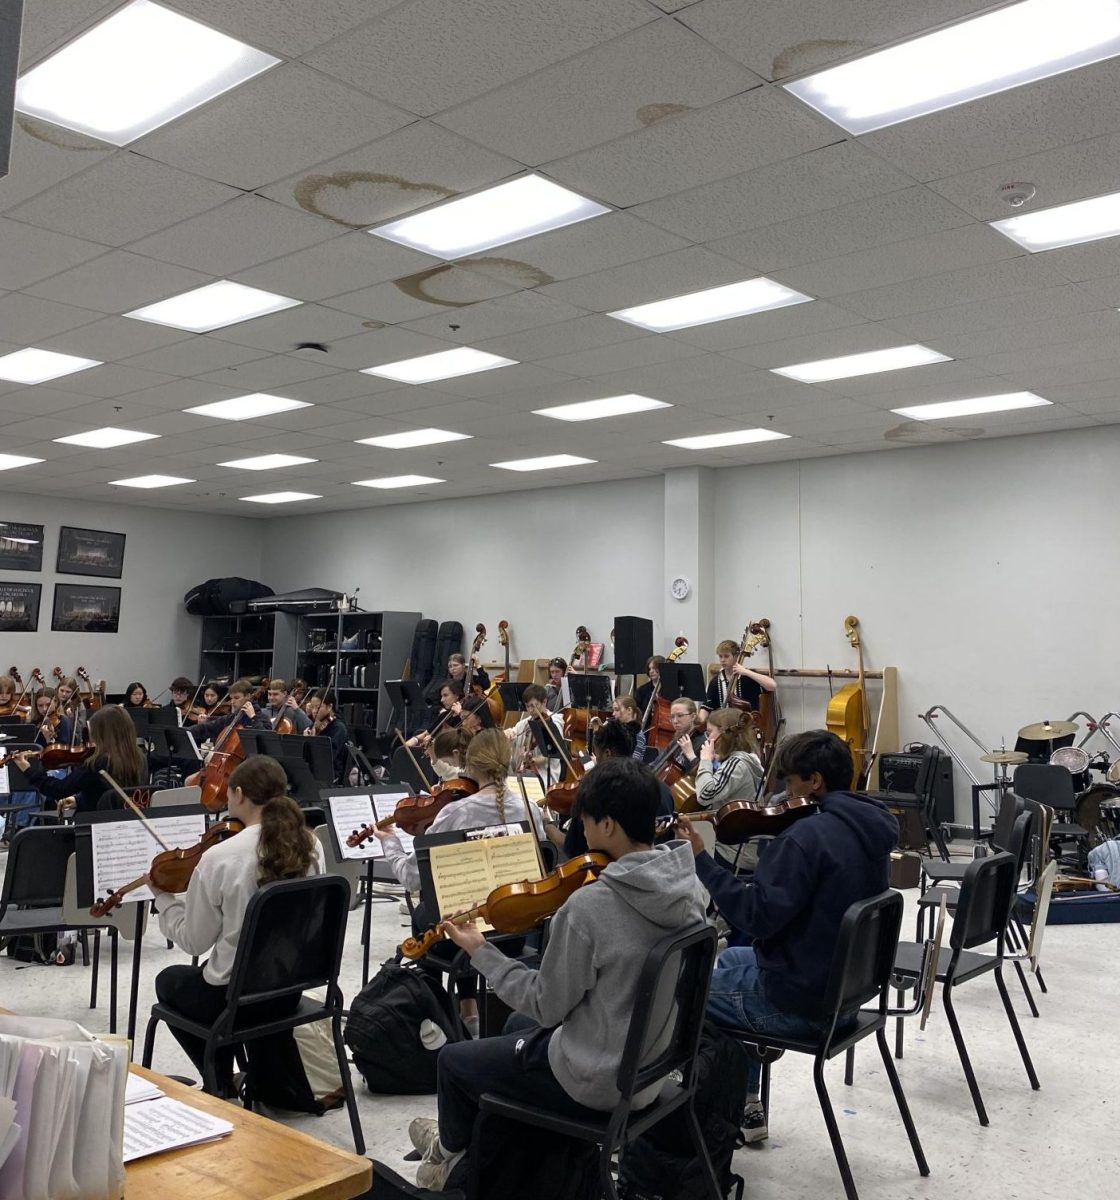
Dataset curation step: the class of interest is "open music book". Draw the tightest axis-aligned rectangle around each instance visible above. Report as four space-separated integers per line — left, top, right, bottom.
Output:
428 829 543 931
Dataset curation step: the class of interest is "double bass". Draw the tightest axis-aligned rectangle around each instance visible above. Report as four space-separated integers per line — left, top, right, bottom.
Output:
483 620 512 724
643 637 690 751
825 616 872 790
467 623 502 725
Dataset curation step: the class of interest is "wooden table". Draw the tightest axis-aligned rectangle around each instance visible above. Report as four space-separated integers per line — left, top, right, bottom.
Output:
126 1065 371 1200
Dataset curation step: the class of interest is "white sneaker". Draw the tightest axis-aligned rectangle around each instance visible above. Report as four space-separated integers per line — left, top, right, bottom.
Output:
408 1117 441 1159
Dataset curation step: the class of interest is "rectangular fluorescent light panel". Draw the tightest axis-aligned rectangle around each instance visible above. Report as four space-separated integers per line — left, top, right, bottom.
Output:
0 454 44 471
110 474 194 488
773 345 951 383
218 454 318 470
0 348 102 383
16 0 278 146
185 394 312 421
370 174 611 259
610 278 812 333
892 392 1052 420
991 189 1120 251
353 475 445 489
240 491 321 504
784 0 1120 136
356 429 472 449
492 455 596 472
664 429 791 450
54 427 160 448
125 280 300 332
534 394 672 422
362 348 515 385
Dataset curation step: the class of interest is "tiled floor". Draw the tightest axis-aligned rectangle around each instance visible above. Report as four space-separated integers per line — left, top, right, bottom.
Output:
0 854 1114 1199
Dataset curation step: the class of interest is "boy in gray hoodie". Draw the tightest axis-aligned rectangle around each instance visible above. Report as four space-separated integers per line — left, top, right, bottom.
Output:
409 756 710 1190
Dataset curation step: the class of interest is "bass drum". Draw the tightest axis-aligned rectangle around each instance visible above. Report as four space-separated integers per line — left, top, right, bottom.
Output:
1074 782 1120 845
1050 745 1090 793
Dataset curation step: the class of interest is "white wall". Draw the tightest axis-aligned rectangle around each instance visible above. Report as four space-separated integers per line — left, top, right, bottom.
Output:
0 492 263 694
259 477 666 666
714 425 1120 814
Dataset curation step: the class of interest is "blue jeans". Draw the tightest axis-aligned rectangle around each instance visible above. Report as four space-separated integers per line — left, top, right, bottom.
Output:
2 792 40 836
706 946 831 1093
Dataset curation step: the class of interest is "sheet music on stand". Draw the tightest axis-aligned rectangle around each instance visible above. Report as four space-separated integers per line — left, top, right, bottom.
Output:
89 813 207 907
324 790 415 861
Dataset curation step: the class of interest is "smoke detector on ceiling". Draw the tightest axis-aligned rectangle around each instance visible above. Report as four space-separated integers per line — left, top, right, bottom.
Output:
997 182 1037 208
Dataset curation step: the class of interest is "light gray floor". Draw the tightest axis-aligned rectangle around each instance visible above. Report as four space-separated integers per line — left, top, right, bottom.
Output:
0 851 1114 1199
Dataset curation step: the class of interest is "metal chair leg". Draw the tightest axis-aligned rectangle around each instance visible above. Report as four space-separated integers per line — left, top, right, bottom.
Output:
813 1055 859 1200
844 1046 855 1086
141 1016 158 1068
994 967 1040 1090
1012 959 1039 1018
89 930 100 1010
894 988 906 1059
943 983 988 1126
875 1028 930 1177
330 1013 366 1156
685 1101 724 1200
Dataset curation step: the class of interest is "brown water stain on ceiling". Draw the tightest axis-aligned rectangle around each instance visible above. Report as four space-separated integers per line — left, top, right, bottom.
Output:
394 257 555 307
293 170 455 229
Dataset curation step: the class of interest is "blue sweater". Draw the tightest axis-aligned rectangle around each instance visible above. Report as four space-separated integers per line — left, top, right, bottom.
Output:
695 790 898 1017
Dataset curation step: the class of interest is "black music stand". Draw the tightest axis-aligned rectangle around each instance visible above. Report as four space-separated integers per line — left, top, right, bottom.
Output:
148 706 180 729
659 662 707 703
75 804 206 1048
498 682 530 715
567 675 613 710
279 757 323 809
385 680 426 738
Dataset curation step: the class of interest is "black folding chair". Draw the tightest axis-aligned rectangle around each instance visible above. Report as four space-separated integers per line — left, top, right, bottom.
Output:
141 874 364 1153
715 891 927 1200
892 850 1040 1126
1012 763 1088 865
470 923 721 1200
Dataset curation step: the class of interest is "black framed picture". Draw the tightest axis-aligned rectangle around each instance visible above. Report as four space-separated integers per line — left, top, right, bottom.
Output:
56 526 126 578
0 523 45 572
51 583 121 633
0 581 41 631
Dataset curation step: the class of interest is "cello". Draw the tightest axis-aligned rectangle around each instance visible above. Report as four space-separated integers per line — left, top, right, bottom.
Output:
186 679 269 812
825 616 871 790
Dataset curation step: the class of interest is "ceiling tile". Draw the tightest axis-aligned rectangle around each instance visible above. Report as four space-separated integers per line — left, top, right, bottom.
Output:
631 141 913 242
24 250 212 312
539 245 751 312
476 315 643 362
878 283 1105 341
533 336 705 378
116 338 271 378
41 362 180 398
125 195 341 276
708 186 973 274
168 0 399 55
16 0 115 61
722 322 909 369
35 316 191 363
259 121 520 230
1042 240 1120 286
6 152 239 245
549 86 836 207
194 354 342 392
206 304 374 354
315 327 459 372
663 298 866 351
303 0 654 116
235 234 438 303
0 120 115 211
0 218 107 290
678 0 986 80
863 57 1120 182
437 20 759 164
401 291 589 343
775 223 1020 299
134 64 411 190
925 310 1120 361
0 292 102 341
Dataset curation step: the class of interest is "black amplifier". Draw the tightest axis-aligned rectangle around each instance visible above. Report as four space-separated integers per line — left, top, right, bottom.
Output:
879 745 955 826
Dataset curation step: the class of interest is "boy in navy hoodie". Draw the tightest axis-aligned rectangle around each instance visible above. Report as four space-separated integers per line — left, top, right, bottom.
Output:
675 729 898 1144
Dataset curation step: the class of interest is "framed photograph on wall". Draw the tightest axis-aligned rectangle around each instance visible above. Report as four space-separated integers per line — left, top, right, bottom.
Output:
0 581 41 631
56 526 126 579
0 522 45 572
51 583 121 634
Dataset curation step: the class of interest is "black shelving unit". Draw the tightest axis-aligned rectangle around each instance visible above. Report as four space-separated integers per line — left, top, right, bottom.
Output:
294 609 419 732
198 613 276 687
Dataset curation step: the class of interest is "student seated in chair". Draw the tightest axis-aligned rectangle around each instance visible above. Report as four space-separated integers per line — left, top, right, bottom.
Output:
673 730 897 1146
406 757 708 1190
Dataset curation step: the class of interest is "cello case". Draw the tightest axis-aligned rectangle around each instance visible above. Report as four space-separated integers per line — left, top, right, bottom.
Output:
433 621 464 682
410 619 439 690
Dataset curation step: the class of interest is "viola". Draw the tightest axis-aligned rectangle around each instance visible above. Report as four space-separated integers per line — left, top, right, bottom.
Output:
661 793 818 845
347 776 479 846
89 819 245 917
400 851 611 959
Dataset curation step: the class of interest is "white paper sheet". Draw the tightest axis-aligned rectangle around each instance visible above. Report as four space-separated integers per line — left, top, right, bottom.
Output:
326 794 379 861
122 1097 232 1163
124 1075 163 1105
89 813 207 907
373 794 415 857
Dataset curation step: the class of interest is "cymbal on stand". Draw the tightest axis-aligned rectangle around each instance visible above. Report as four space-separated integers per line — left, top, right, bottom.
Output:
1017 720 1079 740
980 750 1029 765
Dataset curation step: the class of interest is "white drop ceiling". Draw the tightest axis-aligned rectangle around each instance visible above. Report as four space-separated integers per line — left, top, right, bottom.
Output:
1 0 1119 514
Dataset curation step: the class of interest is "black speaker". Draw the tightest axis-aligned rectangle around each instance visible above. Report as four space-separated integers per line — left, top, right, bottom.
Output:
613 615 653 676
880 745 955 826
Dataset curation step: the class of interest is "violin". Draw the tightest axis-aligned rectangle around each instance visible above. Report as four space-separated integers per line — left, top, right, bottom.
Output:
347 776 479 846
660 792 818 844
89 819 245 916
400 851 611 959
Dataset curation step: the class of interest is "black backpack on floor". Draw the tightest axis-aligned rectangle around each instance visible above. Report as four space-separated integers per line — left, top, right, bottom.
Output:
366 1160 464 1200
344 960 463 1095
617 1023 748 1200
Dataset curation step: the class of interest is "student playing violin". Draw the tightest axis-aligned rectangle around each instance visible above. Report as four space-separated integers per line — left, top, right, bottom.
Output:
29 687 73 748
675 730 897 1145
150 755 322 1106
166 677 200 726
200 684 223 712
122 682 152 709
303 689 349 783
505 684 567 780
12 706 146 815
406 679 464 750
407 758 708 1189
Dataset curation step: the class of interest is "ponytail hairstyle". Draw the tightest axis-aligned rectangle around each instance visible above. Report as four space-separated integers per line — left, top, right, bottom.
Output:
706 707 759 758
228 755 317 885
87 705 146 784
464 727 512 822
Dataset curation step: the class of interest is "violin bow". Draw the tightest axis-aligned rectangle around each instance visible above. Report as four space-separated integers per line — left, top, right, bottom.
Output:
99 769 173 852
394 727 435 787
